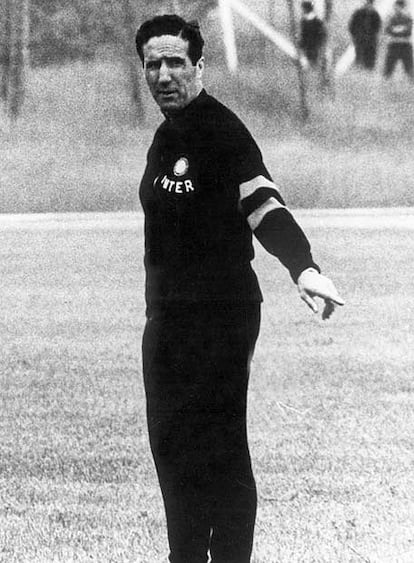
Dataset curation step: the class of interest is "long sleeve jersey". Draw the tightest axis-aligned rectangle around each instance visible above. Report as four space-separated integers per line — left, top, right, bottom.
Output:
139 90 319 307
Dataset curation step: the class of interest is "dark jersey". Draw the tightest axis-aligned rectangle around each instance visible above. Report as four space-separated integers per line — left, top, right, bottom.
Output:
299 16 326 62
349 7 381 42
139 90 318 307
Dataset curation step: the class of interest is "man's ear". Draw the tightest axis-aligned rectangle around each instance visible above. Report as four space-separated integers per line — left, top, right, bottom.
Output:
196 57 205 79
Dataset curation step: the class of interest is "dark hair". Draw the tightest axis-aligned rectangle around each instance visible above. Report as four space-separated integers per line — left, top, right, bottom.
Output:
396 0 405 6
301 1 314 13
136 15 204 66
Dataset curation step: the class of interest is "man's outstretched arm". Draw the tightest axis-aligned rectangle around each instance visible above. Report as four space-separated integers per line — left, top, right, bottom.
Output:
239 174 344 319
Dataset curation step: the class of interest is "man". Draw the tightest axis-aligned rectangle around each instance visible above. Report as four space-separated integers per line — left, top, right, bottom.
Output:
136 15 344 563
383 0 414 79
349 0 382 70
299 1 327 67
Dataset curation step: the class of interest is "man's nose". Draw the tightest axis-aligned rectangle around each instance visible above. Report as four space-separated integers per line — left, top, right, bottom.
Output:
158 61 171 83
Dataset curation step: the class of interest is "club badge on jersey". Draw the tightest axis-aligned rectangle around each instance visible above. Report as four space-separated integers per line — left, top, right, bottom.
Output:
154 155 196 197
173 157 189 177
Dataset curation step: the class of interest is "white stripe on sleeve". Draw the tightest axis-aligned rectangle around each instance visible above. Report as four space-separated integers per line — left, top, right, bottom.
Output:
247 197 286 231
239 174 281 201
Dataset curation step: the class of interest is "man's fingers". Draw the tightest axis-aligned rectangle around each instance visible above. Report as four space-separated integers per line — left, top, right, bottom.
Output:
318 284 345 306
297 270 344 318
300 291 318 313
319 292 345 307
322 299 335 320
329 296 345 306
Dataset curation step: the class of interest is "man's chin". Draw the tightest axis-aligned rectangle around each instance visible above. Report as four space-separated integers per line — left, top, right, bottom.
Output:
155 94 180 111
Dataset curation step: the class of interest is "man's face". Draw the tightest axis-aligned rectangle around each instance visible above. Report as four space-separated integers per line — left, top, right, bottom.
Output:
143 34 204 114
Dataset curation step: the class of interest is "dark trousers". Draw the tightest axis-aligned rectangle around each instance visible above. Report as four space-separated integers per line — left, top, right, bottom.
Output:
354 40 378 69
142 303 261 563
384 43 414 78
304 46 321 66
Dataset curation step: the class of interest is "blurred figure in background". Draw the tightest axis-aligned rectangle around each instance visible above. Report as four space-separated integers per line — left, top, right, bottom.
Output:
383 0 414 79
299 0 327 67
349 0 382 70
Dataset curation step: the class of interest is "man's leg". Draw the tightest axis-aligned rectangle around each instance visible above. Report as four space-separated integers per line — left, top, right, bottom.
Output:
364 42 377 70
355 41 365 67
206 304 260 563
401 44 414 79
143 308 213 563
208 415 257 563
147 412 213 563
384 44 398 77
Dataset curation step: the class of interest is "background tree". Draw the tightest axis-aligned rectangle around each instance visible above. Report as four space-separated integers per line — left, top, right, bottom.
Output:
321 0 333 94
6 0 30 120
0 0 11 102
27 0 216 66
286 0 308 121
324 0 333 22
122 0 145 125
1 0 218 120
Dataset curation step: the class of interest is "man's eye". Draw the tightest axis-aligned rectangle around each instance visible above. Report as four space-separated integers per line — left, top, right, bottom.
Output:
169 59 184 68
146 62 159 71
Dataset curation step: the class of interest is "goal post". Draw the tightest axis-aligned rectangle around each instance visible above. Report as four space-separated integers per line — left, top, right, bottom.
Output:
218 0 299 73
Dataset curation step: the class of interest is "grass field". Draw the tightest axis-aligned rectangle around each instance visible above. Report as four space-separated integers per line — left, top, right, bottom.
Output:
1 209 413 562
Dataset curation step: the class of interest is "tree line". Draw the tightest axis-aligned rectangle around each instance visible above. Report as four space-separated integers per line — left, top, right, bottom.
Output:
0 0 215 120
0 0 332 122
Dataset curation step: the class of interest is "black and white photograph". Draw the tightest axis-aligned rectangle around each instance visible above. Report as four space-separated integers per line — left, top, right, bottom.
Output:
1 1 413 562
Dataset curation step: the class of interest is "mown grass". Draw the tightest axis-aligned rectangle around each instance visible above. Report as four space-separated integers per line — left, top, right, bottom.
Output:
0 210 413 562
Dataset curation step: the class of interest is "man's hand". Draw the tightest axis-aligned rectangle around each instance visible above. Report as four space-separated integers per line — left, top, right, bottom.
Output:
297 268 345 320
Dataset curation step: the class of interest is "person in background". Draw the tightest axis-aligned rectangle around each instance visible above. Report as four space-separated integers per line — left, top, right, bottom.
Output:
136 14 344 563
349 0 382 70
299 0 327 67
384 0 414 79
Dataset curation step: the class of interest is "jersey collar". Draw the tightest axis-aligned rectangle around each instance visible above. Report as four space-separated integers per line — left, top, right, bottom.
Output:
164 89 208 122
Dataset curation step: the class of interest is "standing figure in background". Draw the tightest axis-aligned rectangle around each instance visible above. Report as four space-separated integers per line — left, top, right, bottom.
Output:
349 0 382 70
384 0 414 79
299 0 327 67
